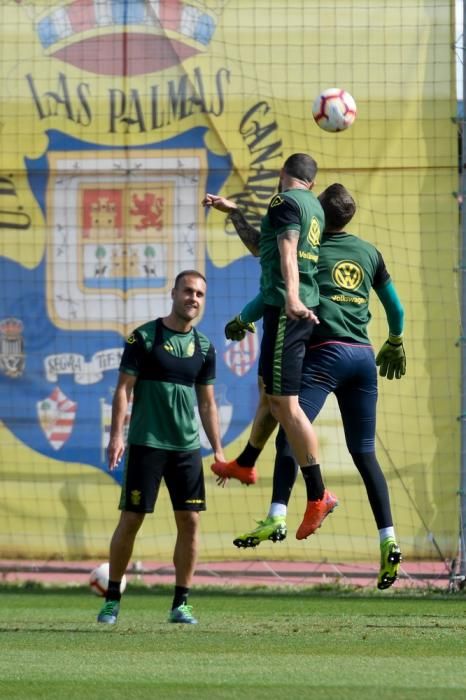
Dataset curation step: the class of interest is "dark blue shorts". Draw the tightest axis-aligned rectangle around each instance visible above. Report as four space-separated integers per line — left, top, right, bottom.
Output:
299 342 378 453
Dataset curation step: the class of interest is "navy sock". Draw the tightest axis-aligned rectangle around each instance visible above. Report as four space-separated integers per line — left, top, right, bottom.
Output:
172 586 189 610
237 441 262 467
106 579 122 602
351 451 393 529
272 428 299 504
300 464 324 501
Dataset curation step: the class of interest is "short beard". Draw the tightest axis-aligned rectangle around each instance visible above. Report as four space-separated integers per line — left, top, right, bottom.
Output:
175 305 198 323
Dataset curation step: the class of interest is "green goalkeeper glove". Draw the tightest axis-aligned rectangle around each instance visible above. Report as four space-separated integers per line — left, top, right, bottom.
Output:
375 333 406 380
224 315 256 341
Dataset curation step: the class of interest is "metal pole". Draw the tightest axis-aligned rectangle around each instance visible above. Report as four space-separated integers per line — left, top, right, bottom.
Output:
459 0 466 583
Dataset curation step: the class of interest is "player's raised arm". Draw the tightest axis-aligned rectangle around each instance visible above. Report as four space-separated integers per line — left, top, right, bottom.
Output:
202 193 260 256
202 193 237 214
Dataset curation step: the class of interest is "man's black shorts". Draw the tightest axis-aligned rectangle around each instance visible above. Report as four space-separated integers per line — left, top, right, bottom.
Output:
260 304 317 396
119 445 206 513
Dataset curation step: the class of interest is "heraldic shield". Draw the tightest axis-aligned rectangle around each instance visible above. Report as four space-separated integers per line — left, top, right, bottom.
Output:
45 150 207 336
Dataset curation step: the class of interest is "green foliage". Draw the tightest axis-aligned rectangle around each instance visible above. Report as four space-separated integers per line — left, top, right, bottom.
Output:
0 590 465 699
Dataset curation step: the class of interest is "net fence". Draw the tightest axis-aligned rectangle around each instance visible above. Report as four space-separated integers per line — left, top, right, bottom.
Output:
0 0 460 585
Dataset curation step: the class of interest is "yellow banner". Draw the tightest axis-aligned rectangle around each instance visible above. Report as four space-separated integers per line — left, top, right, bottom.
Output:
0 0 458 565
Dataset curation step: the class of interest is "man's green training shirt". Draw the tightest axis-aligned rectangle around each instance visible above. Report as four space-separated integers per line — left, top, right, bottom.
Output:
259 188 325 308
119 319 216 451
311 231 390 344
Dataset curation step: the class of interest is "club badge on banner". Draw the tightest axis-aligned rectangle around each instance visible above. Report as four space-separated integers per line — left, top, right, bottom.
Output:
0 0 282 482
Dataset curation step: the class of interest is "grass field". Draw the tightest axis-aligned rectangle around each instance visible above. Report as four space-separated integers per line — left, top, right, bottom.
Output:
0 585 465 699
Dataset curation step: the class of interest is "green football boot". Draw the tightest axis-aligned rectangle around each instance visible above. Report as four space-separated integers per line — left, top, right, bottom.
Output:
233 515 287 548
168 603 198 624
377 538 403 590
97 599 120 625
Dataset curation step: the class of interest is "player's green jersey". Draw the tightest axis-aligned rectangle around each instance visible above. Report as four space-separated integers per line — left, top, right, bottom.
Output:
311 232 390 344
259 188 324 308
119 319 215 451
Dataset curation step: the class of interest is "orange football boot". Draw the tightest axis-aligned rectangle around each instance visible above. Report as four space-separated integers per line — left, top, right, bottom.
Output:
296 490 339 539
211 459 257 485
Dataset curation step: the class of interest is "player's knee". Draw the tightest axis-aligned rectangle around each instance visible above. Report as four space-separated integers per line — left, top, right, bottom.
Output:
175 510 199 537
118 510 145 536
267 395 299 423
266 394 282 417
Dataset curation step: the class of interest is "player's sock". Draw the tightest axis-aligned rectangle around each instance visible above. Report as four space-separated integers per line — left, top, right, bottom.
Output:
273 429 299 503
351 451 394 528
268 502 287 518
379 526 395 543
300 464 324 501
236 441 262 467
106 579 122 602
172 585 189 610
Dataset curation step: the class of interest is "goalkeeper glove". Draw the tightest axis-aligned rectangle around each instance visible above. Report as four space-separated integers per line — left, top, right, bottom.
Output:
224 315 256 341
375 333 406 380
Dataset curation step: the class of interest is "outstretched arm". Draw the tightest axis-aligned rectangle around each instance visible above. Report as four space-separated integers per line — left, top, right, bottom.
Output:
374 281 406 379
239 293 265 323
375 280 404 336
202 193 261 256
224 293 265 341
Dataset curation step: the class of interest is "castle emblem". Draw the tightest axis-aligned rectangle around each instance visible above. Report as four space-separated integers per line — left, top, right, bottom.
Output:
44 149 206 335
0 318 26 378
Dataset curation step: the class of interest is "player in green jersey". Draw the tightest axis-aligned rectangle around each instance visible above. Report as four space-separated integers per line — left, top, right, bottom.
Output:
203 153 337 535
208 184 406 589
97 270 224 626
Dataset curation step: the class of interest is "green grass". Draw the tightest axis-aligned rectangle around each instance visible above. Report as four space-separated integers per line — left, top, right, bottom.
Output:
1 586 466 699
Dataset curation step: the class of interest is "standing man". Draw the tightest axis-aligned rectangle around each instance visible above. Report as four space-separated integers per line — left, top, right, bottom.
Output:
203 153 338 538
97 270 224 626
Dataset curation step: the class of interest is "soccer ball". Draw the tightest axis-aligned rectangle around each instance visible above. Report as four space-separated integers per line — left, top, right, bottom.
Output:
89 562 127 596
312 88 357 132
